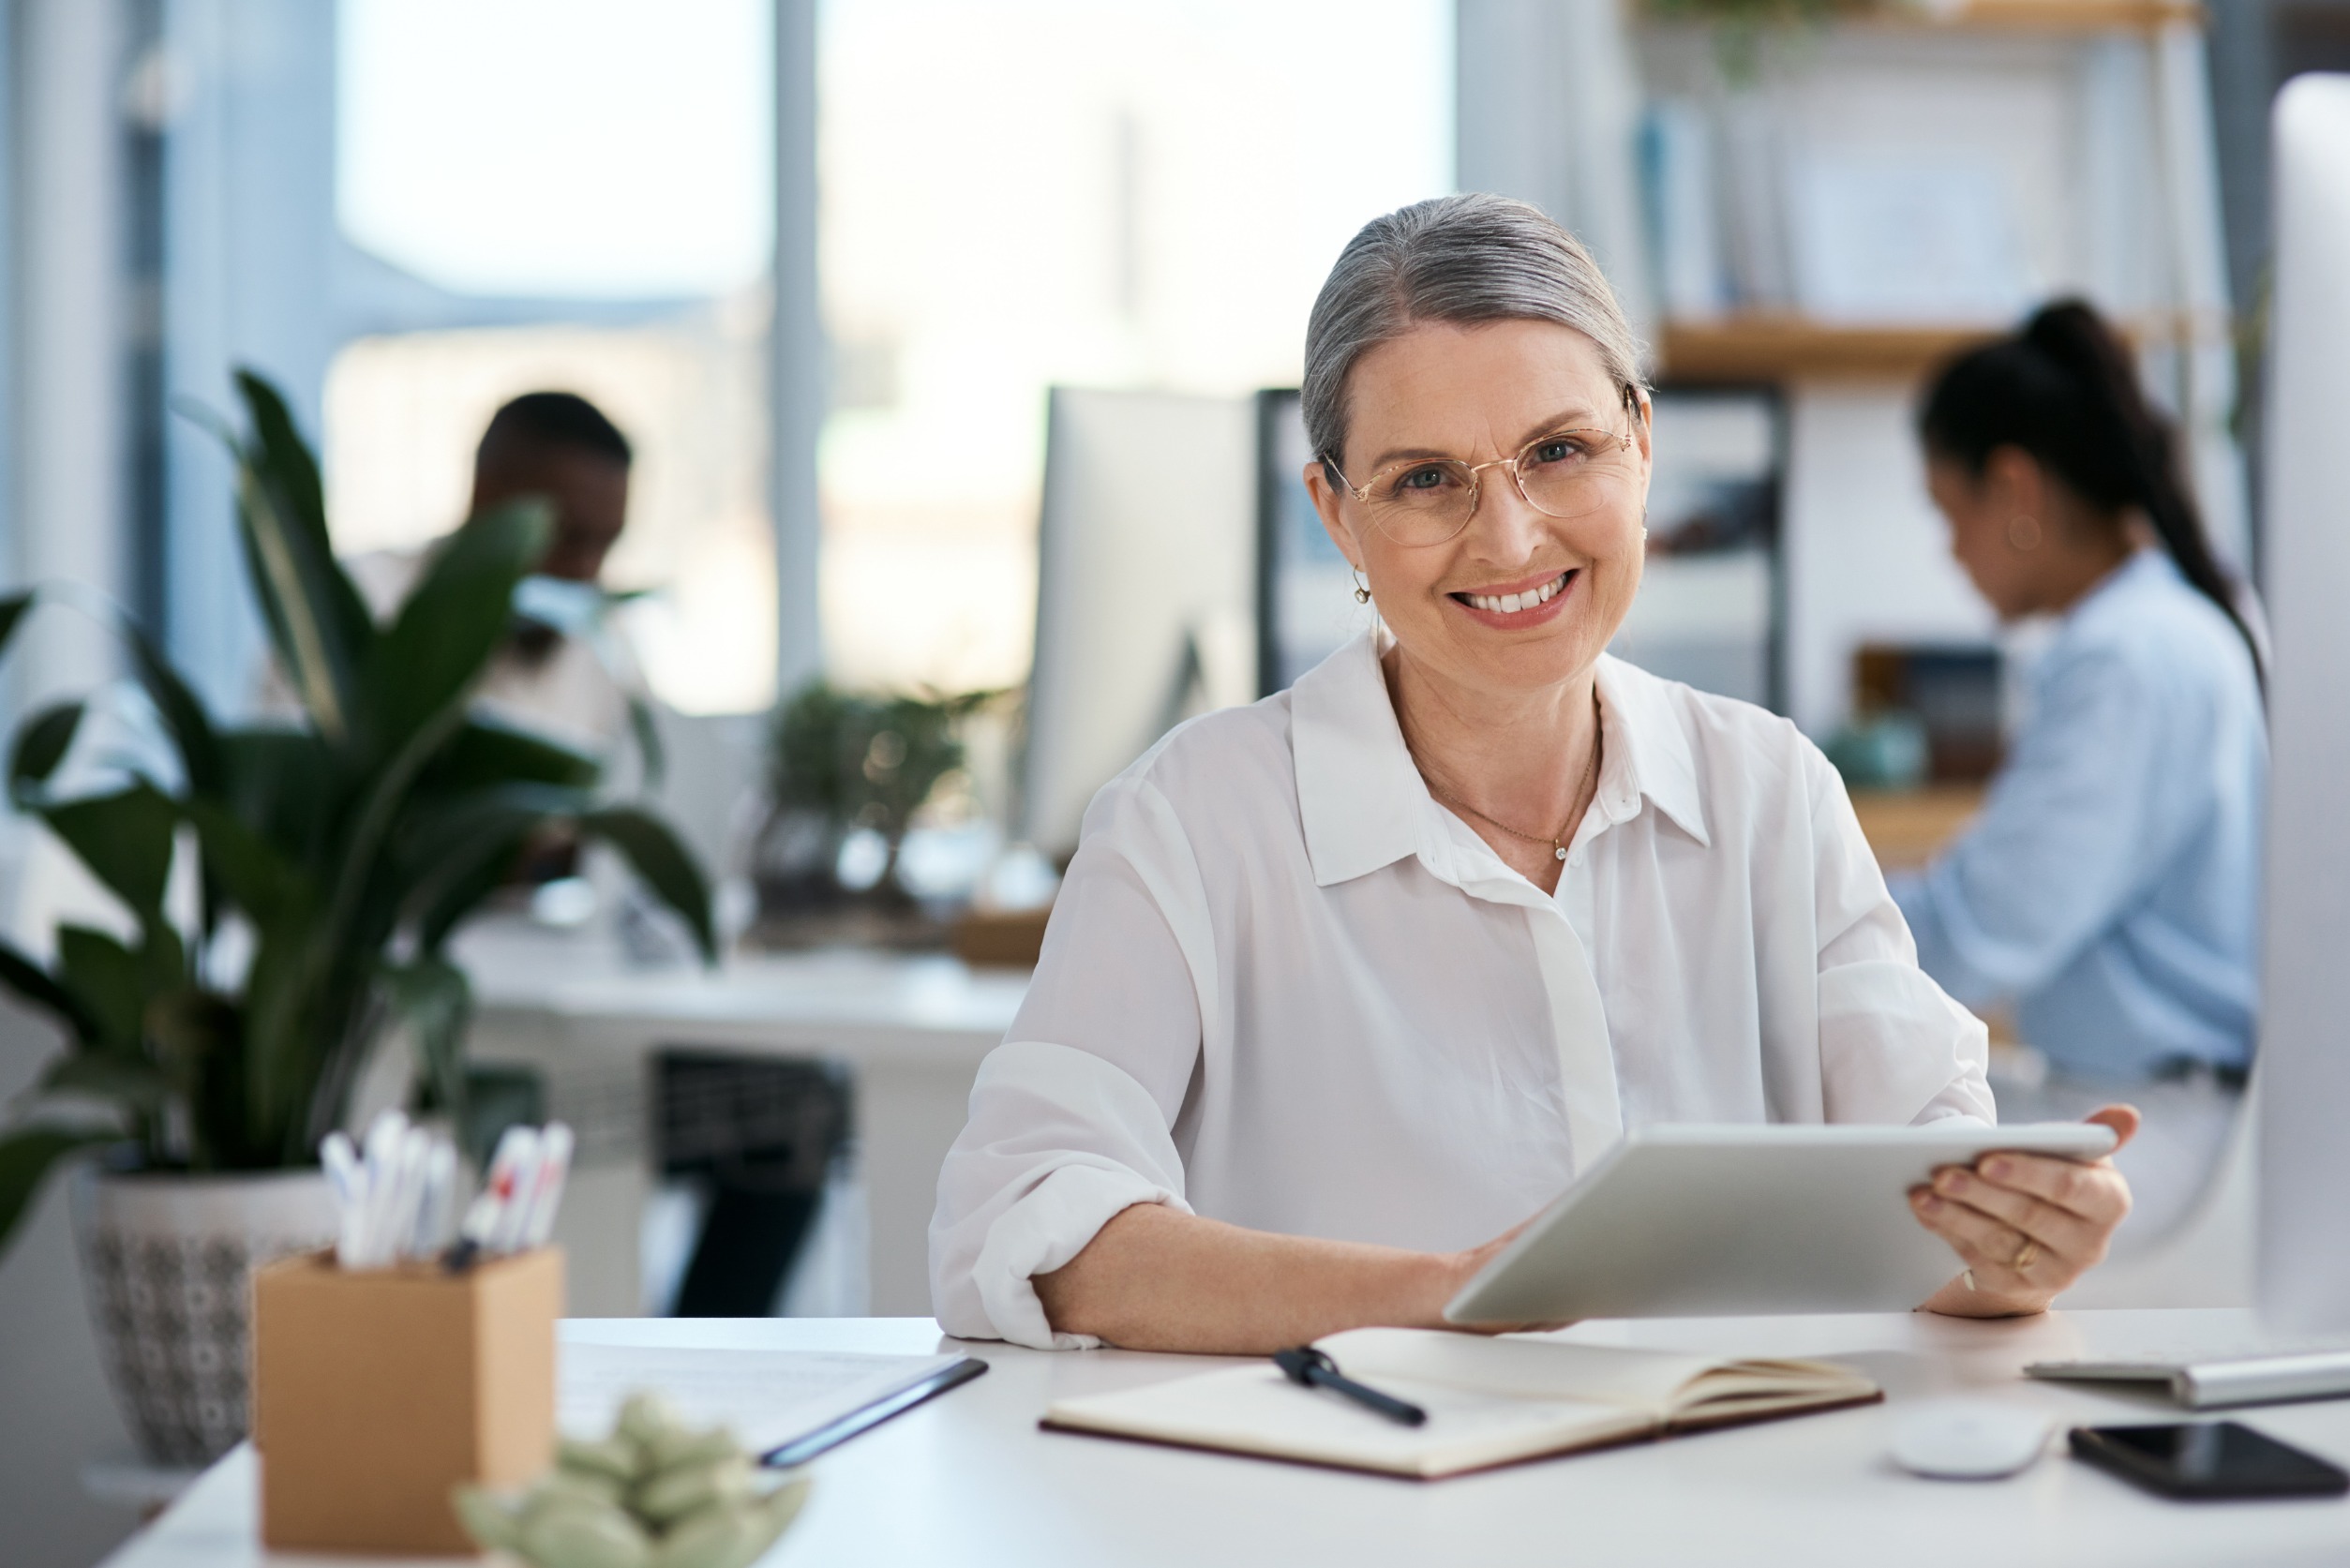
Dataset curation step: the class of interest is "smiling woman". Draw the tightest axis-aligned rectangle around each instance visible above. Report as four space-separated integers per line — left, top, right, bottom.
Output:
928 195 2139 1356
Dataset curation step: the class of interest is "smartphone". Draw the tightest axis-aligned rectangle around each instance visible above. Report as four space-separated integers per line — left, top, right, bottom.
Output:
2070 1422 2350 1501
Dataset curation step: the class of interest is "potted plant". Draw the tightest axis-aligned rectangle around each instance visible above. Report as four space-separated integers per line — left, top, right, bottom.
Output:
751 681 996 944
0 370 713 1465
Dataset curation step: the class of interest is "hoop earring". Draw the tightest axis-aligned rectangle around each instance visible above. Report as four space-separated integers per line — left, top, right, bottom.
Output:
2007 515 2043 552
1352 568 1371 605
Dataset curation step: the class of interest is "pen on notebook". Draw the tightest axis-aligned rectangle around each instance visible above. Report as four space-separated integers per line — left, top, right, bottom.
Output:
1273 1346 1428 1427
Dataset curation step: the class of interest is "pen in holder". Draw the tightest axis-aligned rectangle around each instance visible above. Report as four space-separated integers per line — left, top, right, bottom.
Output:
252 1245 565 1554
252 1115 576 1554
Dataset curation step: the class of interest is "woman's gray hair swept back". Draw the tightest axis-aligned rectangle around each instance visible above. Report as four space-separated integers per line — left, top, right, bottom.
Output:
1301 193 1647 472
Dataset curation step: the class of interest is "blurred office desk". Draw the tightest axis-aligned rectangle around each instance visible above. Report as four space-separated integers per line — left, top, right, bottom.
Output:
453 920 1029 1317
106 1308 2350 1568
1849 784 1985 873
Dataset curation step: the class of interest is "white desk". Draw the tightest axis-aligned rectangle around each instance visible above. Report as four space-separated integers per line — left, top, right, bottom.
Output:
103 1309 2350 1568
454 922 1029 1316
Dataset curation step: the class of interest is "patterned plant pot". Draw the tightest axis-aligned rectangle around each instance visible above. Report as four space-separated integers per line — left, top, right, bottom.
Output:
70 1166 337 1467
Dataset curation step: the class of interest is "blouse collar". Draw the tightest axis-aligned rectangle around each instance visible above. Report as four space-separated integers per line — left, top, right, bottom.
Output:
1290 630 1709 889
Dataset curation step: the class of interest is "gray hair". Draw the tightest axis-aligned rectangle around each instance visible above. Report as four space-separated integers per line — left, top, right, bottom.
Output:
1301 193 1647 473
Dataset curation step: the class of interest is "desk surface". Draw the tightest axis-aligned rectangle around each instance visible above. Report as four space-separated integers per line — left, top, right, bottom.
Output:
457 920 1029 1056
106 1309 2350 1568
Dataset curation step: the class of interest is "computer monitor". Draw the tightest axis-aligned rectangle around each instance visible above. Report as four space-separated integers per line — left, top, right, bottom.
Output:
1254 390 1372 696
1022 388 1258 858
1607 386 1784 710
2254 73 2350 1334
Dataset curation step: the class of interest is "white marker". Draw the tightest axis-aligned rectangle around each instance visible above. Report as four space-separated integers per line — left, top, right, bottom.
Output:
518 1123 575 1250
489 1131 548 1256
414 1140 459 1255
478 1124 542 1256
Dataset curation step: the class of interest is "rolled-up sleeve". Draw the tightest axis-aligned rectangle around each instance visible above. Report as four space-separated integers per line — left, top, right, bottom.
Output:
1806 746 1995 1127
929 774 1212 1348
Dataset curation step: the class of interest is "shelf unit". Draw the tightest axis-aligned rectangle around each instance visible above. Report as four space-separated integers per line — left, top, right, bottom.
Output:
1658 318 1997 383
1645 1 2218 386
1905 0 2204 35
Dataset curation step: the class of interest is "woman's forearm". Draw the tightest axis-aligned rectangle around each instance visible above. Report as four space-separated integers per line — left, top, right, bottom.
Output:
1032 1202 1469 1353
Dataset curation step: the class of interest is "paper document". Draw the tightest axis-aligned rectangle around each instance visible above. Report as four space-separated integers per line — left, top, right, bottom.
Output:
561 1343 968 1456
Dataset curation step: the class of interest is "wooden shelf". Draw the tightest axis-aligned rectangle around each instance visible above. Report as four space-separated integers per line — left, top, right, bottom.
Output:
1906 0 2202 33
1658 318 1998 384
1645 0 2206 36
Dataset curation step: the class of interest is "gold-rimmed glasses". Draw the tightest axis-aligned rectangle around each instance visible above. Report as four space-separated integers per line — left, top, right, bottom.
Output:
1321 394 1642 547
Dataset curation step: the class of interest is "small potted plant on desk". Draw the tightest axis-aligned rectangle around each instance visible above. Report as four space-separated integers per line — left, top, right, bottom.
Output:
750 681 1000 948
0 371 713 1467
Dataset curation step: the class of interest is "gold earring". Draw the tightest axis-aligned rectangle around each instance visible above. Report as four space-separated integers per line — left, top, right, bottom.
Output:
1352 568 1371 605
2007 515 2043 551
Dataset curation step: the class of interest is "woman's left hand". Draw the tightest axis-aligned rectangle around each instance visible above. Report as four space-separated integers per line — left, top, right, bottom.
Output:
1911 1104 2140 1317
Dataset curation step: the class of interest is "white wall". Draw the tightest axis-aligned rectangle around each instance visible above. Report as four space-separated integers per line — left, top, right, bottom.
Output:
161 0 340 715
11 0 130 709
0 987 139 1568
1782 385 1993 739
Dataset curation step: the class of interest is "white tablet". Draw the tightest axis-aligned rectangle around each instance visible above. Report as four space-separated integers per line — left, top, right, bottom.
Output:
1443 1122 2118 1325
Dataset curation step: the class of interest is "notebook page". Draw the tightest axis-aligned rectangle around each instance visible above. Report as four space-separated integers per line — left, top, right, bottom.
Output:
1673 1359 1875 1406
1321 1328 1727 1410
1045 1363 1654 1478
561 1343 965 1456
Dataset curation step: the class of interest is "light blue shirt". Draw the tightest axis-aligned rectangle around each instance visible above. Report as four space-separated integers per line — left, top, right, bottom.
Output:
1889 549 2266 1080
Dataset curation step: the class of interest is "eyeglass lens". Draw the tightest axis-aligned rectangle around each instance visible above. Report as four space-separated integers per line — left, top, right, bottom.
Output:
1360 428 1630 545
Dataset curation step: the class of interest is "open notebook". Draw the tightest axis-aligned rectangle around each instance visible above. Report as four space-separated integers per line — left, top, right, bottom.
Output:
1042 1328 1879 1479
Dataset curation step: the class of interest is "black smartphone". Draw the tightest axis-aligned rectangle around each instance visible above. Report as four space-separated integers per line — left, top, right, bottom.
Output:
2070 1422 2350 1501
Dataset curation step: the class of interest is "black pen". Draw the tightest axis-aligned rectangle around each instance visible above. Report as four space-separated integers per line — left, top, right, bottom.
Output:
1273 1346 1428 1426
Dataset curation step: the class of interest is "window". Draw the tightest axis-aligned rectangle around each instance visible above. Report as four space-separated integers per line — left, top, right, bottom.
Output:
328 0 777 714
816 0 1454 693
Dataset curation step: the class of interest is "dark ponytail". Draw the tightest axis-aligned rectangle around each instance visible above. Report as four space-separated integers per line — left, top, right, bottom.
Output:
1918 299 2262 687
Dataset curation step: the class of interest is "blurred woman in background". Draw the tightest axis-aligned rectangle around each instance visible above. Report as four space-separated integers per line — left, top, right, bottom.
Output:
1895 301 2266 1235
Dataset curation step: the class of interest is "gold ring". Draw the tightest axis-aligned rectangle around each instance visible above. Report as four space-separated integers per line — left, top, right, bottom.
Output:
2012 1238 2041 1273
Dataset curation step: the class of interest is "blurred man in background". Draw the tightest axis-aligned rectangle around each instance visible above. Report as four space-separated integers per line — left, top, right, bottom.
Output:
339 391 651 761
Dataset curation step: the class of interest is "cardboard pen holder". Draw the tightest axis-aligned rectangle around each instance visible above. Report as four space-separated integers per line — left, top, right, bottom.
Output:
252 1247 564 1554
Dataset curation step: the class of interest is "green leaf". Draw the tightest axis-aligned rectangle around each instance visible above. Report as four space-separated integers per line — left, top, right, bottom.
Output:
54 926 147 1053
40 785 178 920
382 783 584 954
414 828 530 956
627 695 666 791
379 958 471 1119
0 590 36 664
423 720 599 793
0 937 101 1042
366 500 551 753
124 625 220 796
40 1053 171 1111
8 701 82 800
232 371 329 548
181 797 310 924
0 1126 121 1265
230 370 375 749
582 807 716 962
146 988 253 1171
217 728 337 864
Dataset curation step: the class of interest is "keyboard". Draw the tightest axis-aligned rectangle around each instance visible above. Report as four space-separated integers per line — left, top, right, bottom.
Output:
2027 1346 2350 1410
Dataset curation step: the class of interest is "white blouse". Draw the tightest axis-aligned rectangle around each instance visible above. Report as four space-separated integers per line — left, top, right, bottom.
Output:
931 632 1993 1349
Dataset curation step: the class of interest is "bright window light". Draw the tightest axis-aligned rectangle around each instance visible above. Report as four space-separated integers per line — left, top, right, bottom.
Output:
816 0 1454 693
337 0 773 298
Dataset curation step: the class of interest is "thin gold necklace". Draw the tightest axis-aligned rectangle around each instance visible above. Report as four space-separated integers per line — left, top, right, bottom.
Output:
1409 692 1603 864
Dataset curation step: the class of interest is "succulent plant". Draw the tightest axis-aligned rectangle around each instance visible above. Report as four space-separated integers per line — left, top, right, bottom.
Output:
456 1394 810 1568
